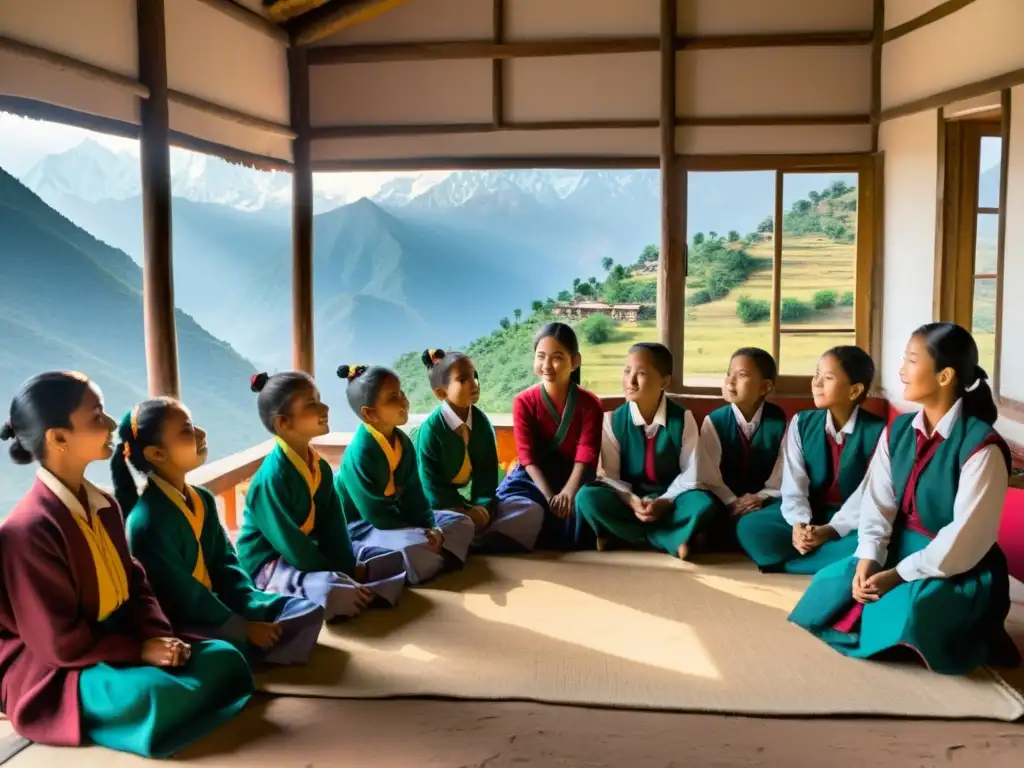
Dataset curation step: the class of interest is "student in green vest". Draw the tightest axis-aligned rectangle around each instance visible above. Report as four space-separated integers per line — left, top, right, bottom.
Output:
576 343 716 559
790 323 1020 674
697 348 786 549
236 372 406 619
117 397 325 666
736 346 884 574
416 349 544 552
336 365 476 584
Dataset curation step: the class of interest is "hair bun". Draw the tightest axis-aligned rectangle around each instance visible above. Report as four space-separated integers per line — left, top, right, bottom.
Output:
250 372 270 393
421 349 446 369
337 364 367 382
0 420 14 441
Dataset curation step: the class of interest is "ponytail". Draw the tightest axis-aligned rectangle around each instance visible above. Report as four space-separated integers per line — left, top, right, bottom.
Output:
961 366 998 426
110 445 139 518
108 398 177 517
571 366 582 386
912 322 998 426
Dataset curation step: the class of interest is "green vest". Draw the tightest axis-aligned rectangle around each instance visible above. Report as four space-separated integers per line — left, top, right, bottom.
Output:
707 402 787 496
889 411 1010 535
796 408 886 518
610 398 686 497
415 405 500 510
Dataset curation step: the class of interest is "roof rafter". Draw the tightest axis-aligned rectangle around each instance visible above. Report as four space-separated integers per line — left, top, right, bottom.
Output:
287 0 410 46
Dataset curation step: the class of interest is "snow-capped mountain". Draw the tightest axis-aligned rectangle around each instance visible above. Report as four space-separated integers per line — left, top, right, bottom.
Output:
21 139 140 205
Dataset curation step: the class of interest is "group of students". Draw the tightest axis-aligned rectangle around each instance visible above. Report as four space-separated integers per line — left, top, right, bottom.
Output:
0 319 1020 758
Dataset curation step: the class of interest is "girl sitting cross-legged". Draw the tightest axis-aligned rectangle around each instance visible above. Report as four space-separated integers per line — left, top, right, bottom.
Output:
736 346 885 574
576 342 717 559
789 323 1021 674
415 348 544 553
335 364 476 584
236 372 406 620
0 372 252 758
117 397 325 666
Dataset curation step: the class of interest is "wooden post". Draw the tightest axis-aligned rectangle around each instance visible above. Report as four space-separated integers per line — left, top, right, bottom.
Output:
492 0 504 128
290 44 315 374
770 170 783 363
657 0 684 387
993 88 1011 395
137 0 179 397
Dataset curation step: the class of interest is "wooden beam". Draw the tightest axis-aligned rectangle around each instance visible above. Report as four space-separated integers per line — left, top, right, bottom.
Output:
869 152 885 376
289 45 315 375
137 0 179 398
677 153 870 172
492 0 504 129
657 0 684 387
993 88 1010 394
197 0 290 46
168 130 293 172
881 67 1024 122
883 0 975 44
307 30 872 65
291 0 410 47
677 114 870 127
313 155 660 172
167 89 296 138
0 33 150 98
771 170 784 363
0 95 140 139
933 110 950 321
870 0 884 151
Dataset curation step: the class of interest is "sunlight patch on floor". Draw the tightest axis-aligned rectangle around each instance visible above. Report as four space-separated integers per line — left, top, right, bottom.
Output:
688 573 804 613
461 580 721 680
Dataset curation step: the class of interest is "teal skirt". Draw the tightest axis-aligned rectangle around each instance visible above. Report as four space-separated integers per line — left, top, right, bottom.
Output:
79 639 254 757
735 499 857 574
788 528 1020 675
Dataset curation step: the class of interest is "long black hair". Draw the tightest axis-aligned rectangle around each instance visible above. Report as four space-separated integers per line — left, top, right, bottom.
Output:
823 345 875 404
251 371 316 434
912 322 997 425
534 322 582 385
422 348 471 390
1 371 91 465
337 365 398 417
109 398 177 515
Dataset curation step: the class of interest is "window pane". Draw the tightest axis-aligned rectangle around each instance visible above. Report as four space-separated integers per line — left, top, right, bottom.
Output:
683 171 775 386
312 169 660 429
978 137 1001 209
1 113 147 513
975 213 999 274
780 331 857 378
778 173 858 375
972 278 997 374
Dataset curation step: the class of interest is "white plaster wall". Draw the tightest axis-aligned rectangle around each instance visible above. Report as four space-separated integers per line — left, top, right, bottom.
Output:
999 85 1024 401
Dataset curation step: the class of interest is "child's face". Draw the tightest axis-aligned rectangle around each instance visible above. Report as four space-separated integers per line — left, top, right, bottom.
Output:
622 349 668 407
364 375 410 429
145 402 208 473
57 381 118 466
276 384 330 439
534 336 580 386
436 357 480 409
811 353 862 411
722 355 772 408
899 334 950 403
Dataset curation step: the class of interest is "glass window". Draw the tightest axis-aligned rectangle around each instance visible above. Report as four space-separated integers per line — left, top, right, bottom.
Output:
311 169 660 429
978 136 1001 209
972 277 997 375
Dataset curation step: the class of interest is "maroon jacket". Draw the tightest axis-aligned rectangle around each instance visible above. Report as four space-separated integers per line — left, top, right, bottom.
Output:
0 477 171 746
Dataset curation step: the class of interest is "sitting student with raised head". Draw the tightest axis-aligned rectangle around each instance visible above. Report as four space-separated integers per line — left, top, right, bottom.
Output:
496 322 604 551
336 364 476 584
236 372 406 619
416 349 544 552
0 372 253 758
789 323 1020 674
697 347 786 547
736 346 884 574
118 397 325 666
576 343 716 559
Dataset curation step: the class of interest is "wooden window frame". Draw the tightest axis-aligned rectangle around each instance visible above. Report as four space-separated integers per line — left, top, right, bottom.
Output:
677 154 878 398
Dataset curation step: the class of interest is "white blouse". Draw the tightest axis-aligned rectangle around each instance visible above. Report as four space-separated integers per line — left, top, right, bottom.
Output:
854 399 1009 581
597 397 700 502
697 403 783 506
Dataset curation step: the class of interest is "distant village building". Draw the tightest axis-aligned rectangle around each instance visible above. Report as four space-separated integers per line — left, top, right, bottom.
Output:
552 301 645 322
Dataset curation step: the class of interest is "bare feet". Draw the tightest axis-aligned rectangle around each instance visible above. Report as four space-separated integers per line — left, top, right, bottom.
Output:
676 542 691 561
596 536 611 552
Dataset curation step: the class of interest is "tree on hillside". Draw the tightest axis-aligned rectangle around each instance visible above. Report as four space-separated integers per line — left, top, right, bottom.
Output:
757 216 774 233
572 277 581 296
513 308 522 327
727 230 741 242
792 199 813 215
829 180 850 197
576 283 594 298
557 289 573 303
611 264 628 281
808 190 821 205
639 244 659 263
601 256 614 272
544 297 558 312
499 317 511 331
692 232 705 246
531 300 544 314
588 276 599 288
708 230 718 240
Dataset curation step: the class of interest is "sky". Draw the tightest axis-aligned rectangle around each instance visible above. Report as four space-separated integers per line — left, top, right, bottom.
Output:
0 112 442 199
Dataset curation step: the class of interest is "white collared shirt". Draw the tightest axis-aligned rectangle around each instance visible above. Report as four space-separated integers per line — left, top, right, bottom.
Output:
597 396 700 502
36 467 111 522
697 402 783 505
854 399 1009 581
441 400 473 433
780 406 864 535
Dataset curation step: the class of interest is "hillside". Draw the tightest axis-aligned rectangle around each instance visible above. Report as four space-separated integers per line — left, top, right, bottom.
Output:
0 168 265 513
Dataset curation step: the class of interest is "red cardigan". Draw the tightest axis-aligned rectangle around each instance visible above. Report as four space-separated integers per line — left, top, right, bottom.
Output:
0 480 171 746
511 383 603 468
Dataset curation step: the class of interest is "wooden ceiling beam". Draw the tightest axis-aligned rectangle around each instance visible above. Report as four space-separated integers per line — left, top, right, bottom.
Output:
196 0 289 45
308 30 873 64
289 0 410 46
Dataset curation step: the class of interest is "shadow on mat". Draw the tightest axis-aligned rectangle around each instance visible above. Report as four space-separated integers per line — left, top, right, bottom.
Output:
176 696 283 759
329 590 437 640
